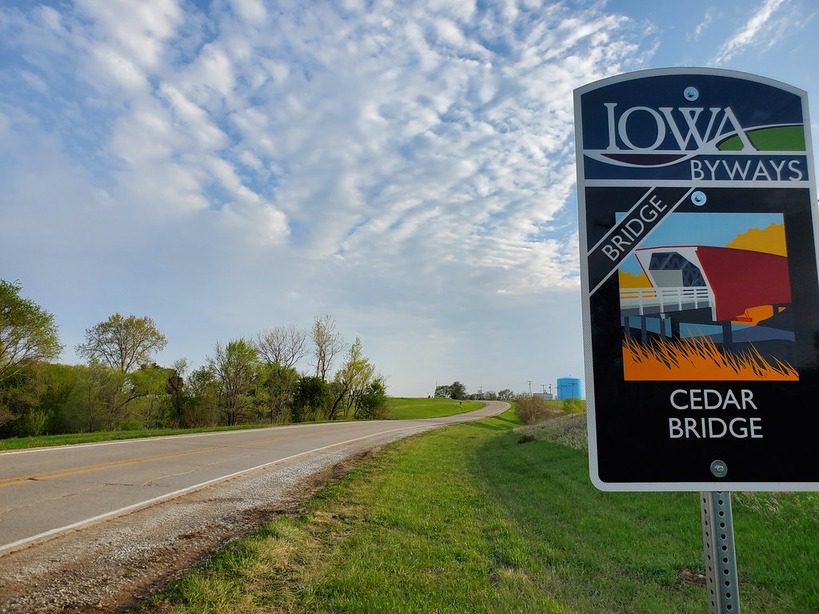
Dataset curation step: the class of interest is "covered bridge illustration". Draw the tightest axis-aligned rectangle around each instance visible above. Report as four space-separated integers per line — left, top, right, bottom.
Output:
620 245 791 346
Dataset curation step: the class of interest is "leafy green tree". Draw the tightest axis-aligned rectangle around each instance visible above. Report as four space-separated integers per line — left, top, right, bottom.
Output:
329 337 375 420
354 376 388 419
186 365 220 427
63 360 118 432
130 363 174 428
0 280 62 430
167 358 187 427
258 362 298 423
293 375 330 423
76 314 168 429
449 381 466 400
0 280 62 383
498 389 514 401
0 364 48 436
35 363 81 434
434 384 451 399
77 313 166 374
209 339 259 426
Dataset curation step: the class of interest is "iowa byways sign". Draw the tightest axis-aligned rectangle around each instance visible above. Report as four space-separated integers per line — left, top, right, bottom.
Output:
574 68 819 491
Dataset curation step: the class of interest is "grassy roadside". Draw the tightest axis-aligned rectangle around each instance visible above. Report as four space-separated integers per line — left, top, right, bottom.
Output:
142 407 817 613
0 397 480 451
382 396 483 419
0 423 277 451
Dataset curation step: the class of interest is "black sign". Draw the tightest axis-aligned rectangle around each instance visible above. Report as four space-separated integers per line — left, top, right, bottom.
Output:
574 68 819 491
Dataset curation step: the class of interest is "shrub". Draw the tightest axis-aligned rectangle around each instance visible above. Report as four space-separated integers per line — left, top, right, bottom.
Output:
516 396 557 425
561 398 585 413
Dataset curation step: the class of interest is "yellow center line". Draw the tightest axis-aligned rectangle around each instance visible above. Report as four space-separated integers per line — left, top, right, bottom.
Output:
0 428 376 490
0 446 226 489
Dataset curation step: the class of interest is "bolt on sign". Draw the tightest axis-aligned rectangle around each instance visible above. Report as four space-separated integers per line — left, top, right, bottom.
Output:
574 68 819 491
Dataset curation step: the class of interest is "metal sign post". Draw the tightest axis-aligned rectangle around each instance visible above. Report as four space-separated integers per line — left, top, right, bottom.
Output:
700 491 740 613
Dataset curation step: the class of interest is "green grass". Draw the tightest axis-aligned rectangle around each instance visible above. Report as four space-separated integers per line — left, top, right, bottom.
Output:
382 396 483 419
145 408 818 613
0 424 274 451
1 397 485 451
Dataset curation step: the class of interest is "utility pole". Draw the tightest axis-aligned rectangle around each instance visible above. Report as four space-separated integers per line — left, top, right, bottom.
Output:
527 380 532 398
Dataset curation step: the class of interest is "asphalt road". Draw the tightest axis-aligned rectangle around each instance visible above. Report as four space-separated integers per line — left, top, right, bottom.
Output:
0 402 508 557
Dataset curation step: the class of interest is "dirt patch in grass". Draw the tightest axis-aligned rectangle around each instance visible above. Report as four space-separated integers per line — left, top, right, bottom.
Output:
677 568 707 587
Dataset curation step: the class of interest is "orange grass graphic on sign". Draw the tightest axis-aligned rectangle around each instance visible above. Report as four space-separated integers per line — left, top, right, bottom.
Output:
623 335 799 381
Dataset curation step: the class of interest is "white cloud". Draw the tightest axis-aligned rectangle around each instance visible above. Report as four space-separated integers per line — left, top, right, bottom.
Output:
691 7 717 41
37 6 62 31
90 43 150 91
714 0 788 64
20 70 48 93
160 83 229 151
76 0 183 70
231 0 267 24
220 200 290 247
0 0 653 392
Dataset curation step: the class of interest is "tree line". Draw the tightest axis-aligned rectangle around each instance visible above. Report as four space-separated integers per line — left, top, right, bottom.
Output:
433 381 514 401
0 280 387 437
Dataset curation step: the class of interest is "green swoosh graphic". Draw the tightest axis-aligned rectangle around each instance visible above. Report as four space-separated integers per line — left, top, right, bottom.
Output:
718 125 805 152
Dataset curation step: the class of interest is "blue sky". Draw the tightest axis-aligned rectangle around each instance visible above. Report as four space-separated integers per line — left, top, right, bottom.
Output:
1 0 818 396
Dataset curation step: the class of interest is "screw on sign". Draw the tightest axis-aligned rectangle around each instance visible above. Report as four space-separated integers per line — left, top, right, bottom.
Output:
574 68 819 613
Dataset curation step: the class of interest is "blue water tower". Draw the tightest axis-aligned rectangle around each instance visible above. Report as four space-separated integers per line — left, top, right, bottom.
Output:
556 377 583 400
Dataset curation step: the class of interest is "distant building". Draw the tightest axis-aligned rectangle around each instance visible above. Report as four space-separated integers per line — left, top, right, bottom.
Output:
556 377 583 400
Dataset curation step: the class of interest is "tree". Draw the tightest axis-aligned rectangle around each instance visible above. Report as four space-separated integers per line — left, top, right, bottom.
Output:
449 381 466 400
434 384 451 399
311 315 343 381
209 339 259 426
75 359 123 431
0 279 62 383
354 376 388 419
0 363 48 436
167 358 187 427
498 389 514 401
76 314 167 429
59 363 109 433
256 325 306 369
330 337 375 420
293 375 330 422
258 363 298 423
186 365 220 427
130 363 174 428
77 313 167 374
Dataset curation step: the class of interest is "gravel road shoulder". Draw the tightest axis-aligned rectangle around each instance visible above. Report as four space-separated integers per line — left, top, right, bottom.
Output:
0 431 402 613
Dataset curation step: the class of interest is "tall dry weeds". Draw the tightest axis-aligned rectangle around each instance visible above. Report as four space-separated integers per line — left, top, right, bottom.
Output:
623 335 798 381
516 397 561 425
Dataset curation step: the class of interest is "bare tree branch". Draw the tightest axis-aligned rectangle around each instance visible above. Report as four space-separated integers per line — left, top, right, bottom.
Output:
311 315 343 381
256 325 307 369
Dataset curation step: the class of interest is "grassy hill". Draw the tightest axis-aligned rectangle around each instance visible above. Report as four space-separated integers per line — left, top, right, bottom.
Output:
382 396 483 419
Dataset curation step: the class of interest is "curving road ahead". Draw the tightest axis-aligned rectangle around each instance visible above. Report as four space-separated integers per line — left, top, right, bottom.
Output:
0 402 508 557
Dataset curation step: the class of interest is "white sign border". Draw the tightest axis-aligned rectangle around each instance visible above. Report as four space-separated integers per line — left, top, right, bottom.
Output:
574 67 819 492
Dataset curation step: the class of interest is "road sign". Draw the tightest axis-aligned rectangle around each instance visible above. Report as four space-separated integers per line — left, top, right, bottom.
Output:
574 68 819 491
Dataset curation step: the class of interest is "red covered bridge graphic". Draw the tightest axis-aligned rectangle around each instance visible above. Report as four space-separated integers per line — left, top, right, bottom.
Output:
619 245 797 381
621 245 791 323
